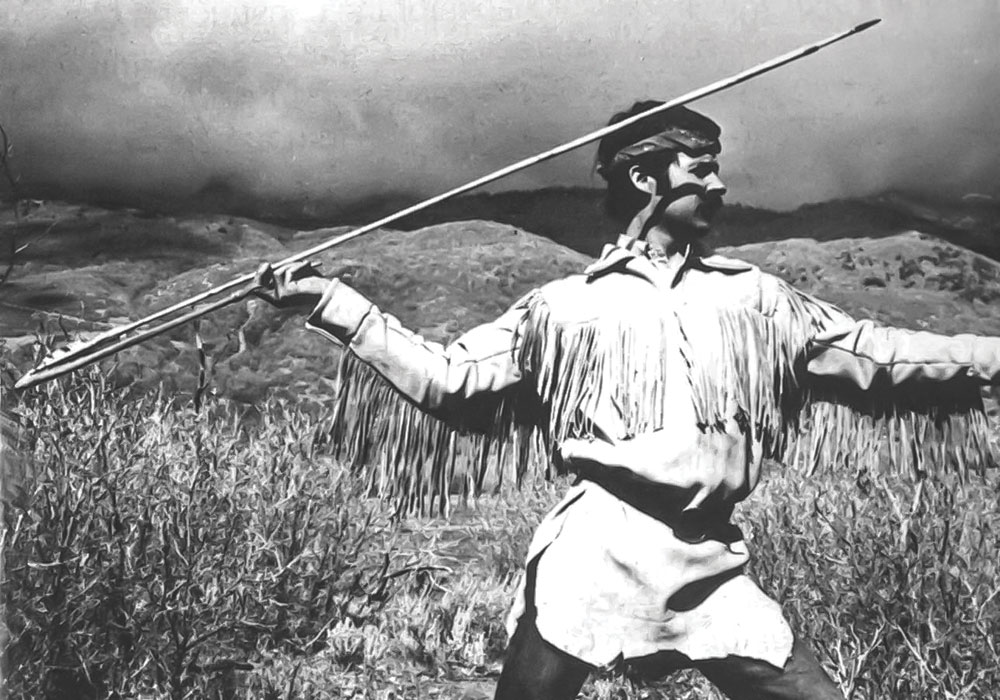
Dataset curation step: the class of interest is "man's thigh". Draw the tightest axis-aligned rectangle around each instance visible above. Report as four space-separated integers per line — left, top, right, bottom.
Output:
495 555 592 700
494 614 590 700
694 637 844 700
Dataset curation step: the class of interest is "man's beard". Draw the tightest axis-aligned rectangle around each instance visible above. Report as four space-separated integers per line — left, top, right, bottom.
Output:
664 190 723 256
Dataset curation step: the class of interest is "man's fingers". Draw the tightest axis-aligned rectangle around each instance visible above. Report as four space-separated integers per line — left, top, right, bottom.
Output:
253 259 334 310
273 260 323 285
256 260 320 284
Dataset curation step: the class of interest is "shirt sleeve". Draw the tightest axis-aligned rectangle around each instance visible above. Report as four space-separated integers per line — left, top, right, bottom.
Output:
758 272 999 476
806 321 1000 388
761 271 1000 389
304 278 528 421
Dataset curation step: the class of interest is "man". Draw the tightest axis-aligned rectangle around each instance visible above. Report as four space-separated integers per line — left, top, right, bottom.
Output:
255 102 1000 699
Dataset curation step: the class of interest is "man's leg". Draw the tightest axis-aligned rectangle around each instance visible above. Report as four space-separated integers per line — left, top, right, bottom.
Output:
494 555 591 700
694 637 844 700
494 614 591 700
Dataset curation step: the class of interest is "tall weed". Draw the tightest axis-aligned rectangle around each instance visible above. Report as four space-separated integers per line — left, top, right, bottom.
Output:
744 468 1000 699
3 369 407 699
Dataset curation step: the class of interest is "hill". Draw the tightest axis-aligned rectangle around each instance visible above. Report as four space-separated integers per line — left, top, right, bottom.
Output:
3 190 1000 403
261 187 1000 260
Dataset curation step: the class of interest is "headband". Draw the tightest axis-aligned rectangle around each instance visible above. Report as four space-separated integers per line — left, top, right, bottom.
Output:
597 125 721 179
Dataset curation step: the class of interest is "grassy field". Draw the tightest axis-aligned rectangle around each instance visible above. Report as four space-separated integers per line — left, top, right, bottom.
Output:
4 359 1000 700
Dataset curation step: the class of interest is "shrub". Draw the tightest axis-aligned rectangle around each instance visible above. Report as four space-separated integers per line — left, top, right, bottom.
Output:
744 468 1000 699
3 368 409 699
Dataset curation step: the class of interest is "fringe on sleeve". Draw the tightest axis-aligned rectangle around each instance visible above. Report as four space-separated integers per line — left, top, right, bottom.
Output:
768 282 998 477
785 382 996 478
323 347 548 516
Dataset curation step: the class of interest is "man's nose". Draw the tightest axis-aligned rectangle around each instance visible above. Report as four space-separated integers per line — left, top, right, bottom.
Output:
706 173 727 197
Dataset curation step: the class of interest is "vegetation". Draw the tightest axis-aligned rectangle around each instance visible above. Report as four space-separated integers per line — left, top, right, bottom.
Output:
3 358 1000 699
3 367 419 699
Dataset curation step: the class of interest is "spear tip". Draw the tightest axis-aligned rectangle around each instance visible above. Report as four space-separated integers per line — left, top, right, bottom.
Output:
854 18 882 33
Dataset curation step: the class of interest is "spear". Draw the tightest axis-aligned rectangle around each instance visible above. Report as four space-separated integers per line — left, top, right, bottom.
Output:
14 18 881 391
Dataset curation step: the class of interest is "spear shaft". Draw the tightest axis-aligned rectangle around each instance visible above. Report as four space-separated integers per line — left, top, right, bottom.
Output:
15 18 881 390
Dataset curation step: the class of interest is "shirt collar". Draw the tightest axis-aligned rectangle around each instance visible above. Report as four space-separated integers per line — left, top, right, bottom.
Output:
585 234 753 286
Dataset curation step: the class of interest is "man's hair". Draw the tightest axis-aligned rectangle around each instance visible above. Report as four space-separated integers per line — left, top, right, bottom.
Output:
596 101 721 222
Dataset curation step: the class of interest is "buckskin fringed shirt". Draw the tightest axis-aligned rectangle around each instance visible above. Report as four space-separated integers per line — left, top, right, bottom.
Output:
304 234 1000 667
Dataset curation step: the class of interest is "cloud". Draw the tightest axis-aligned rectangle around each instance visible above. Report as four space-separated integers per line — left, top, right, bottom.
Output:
1 1 999 217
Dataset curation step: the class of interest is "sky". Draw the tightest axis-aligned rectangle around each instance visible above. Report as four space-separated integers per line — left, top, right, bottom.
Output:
0 0 998 216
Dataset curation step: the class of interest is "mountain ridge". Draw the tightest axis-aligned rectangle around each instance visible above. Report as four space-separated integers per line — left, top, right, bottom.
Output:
3 192 1000 404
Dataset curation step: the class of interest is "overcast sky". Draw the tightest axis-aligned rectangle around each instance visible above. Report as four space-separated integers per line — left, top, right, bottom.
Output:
1 1 998 215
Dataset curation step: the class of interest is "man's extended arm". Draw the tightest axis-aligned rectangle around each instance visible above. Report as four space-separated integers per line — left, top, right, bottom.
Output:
807 321 1000 389
761 271 1000 390
305 277 528 422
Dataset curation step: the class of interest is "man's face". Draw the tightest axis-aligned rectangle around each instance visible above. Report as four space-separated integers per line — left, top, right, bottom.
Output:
658 151 727 234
